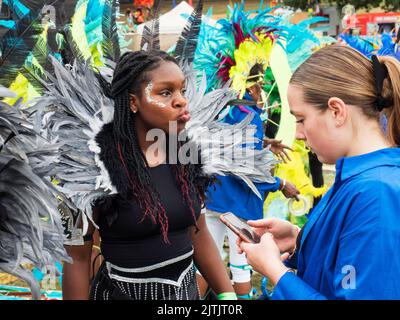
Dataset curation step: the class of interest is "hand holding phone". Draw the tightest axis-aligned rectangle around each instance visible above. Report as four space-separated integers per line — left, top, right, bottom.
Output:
219 212 261 244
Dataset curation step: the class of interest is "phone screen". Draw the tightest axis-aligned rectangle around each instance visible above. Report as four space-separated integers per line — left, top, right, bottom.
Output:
221 213 261 244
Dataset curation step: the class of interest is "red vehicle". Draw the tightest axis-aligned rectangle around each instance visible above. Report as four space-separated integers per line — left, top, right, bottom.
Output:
344 12 400 35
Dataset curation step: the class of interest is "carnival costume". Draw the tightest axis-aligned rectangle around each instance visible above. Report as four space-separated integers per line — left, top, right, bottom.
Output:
339 30 400 61
191 3 333 298
0 0 278 299
0 86 69 299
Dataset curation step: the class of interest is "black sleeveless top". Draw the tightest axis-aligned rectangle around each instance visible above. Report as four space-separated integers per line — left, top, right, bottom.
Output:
95 123 201 268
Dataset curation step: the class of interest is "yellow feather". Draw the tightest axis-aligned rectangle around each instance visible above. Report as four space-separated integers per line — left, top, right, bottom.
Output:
229 33 274 97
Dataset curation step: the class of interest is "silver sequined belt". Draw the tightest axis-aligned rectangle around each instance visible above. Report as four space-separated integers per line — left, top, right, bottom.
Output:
105 249 194 287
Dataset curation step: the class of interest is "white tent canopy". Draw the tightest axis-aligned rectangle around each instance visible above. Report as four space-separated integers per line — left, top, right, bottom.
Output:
136 1 215 34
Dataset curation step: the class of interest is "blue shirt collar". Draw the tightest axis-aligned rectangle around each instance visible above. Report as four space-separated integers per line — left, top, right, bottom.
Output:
335 147 400 181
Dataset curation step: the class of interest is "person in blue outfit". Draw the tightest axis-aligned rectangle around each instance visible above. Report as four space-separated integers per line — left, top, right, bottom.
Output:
197 63 299 299
238 45 400 299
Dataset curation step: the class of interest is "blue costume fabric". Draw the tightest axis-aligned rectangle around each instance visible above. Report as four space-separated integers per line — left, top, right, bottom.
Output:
273 147 400 300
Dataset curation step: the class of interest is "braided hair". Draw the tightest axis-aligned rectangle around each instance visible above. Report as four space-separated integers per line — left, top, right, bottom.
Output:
110 50 209 244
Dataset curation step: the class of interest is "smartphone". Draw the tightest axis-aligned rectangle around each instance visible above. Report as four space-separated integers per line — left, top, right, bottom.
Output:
219 212 261 244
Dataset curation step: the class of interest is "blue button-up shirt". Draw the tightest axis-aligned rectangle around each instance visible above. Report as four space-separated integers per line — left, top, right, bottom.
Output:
273 147 400 300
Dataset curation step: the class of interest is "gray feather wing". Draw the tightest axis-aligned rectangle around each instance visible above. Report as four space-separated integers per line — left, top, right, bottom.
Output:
0 88 71 299
183 65 278 198
27 57 116 233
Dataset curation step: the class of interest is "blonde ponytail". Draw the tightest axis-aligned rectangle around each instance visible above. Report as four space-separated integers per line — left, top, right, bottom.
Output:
380 56 400 146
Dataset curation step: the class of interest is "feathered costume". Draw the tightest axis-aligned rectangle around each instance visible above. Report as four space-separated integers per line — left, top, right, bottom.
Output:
193 3 330 223
0 0 336 299
0 0 281 299
0 0 114 298
191 4 334 298
339 30 400 61
0 0 131 105
193 3 335 133
26 0 277 234
0 86 70 299
0 0 108 297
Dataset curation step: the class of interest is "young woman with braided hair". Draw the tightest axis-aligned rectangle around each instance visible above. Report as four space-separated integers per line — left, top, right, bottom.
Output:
238 45 400 299
62 50 235 300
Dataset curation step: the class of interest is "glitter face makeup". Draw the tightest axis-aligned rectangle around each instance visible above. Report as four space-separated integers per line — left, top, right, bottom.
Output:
144 81 167 108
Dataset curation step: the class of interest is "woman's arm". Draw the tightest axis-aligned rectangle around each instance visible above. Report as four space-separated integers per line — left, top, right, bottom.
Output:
62 209 98 300
240 184 396 300
239 233 328 300
192 214 234 296
62 240 93 300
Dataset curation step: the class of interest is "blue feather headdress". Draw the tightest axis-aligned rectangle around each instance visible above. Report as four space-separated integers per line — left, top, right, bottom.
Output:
339 31 400 61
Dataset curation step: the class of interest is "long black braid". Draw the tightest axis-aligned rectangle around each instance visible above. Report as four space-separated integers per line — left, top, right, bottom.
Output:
110 50 210 244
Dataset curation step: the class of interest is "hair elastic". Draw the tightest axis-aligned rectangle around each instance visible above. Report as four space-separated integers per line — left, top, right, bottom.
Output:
371 55 392 112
